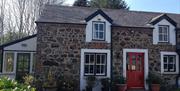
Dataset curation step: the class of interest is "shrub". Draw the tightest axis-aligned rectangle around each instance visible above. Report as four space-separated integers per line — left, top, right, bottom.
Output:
0 77 35 91
146 72 162 84
113 76 126 84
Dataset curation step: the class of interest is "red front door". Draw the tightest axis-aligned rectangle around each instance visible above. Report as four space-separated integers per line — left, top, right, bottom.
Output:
127 52 144 89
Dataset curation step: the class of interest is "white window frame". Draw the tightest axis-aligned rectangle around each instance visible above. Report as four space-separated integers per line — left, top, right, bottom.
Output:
84 53 107 76
92 22 105 40
3 52 16 73
3 51 36 74
161 52 179 74
158 25 169 42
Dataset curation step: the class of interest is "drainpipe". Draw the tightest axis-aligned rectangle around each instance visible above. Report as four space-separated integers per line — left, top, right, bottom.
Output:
176 28 180 88
110 26 113 91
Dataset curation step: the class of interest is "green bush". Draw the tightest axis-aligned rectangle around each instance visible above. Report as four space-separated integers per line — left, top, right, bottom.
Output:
0 77 35 91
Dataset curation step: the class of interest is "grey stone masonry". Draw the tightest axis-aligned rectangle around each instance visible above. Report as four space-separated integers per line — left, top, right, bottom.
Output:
36 23 178 90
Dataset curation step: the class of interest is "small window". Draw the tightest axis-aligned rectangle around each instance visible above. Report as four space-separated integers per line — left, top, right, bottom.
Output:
161 52 179 74
84 53 106 76
163 55 176 72
159 25 169 42
4 53 14 72
93 22 105 40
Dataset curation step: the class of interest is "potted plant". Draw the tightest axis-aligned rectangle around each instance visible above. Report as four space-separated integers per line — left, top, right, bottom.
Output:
113 76 127 91
86 76 96 91
42 70 57 91
146 72 162 91
57 78 76 91
100 78 110 91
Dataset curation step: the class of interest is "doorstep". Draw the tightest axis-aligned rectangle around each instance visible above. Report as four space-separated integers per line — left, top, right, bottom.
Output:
126 88 147 91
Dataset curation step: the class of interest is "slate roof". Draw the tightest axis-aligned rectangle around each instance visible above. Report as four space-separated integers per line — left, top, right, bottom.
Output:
36 5 180 28
0 34 37 48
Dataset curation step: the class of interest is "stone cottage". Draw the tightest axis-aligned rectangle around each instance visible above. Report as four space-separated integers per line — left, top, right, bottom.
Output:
35 5 180 91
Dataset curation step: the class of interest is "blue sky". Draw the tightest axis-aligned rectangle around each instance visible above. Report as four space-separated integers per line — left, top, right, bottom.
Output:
65 0 180 13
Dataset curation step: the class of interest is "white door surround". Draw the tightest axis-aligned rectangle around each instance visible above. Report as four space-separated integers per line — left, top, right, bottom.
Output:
123 49 149 90
80 49 111 91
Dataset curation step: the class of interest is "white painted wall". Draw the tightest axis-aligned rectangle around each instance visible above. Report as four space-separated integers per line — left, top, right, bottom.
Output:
153 19 176 45
80 49 111 91
4 37 37 51
123 49 149 90
85 14 111 43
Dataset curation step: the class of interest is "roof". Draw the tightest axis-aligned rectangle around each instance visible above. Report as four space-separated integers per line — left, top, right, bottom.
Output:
36 5 180 28
0 34 37 48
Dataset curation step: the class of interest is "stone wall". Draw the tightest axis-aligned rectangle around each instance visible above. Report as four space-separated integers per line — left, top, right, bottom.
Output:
112 26 177 84
36 23 178 90
35 23 110 91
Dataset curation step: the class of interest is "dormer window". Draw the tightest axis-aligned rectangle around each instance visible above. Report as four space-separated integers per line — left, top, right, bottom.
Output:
158 25 169 42
93 22 105 40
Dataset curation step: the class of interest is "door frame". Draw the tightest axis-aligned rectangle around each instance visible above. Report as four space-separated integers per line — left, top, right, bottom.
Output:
123 49 149 90
16 53 31 73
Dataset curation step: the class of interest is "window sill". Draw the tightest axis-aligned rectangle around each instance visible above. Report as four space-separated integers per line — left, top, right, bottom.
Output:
0 72 15 75
157 42 173 45
90 40 108 43
161 72 178 75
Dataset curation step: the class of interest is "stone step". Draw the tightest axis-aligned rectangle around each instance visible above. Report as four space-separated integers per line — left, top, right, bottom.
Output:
126 88 146 91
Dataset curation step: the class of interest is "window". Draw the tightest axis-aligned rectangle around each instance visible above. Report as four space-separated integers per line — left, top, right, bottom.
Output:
4 53 14 72
32 53 36 73
84 53 106 75
161 52 179 74
163 55 176 72
159 25 169 42
93 22 105 40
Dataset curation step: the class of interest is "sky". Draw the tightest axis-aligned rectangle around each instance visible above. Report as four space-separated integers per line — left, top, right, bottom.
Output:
64 0 180 14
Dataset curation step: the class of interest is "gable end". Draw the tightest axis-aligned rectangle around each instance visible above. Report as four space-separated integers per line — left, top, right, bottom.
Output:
85 9 113 24
150 14 177 27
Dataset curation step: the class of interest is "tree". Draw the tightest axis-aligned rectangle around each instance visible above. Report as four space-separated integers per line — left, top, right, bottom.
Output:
73 0 88 7
0 0 64 44
90 0 129 9
0 0 6 44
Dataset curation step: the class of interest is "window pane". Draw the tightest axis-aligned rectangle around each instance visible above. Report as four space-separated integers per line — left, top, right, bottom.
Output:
90 54 95 64
99 24 104 31
85 65 89 73
159 27 162 33
96 65 100 74
85 55 89 63
101 65 105 73
5 53 14 72
90 65 94 73
99 32 104 39
164 35 168 41
169 56 175 64
164 56 168 63
159 35 163 41
101 55 105 64
96 55 100 64
95 24 98 30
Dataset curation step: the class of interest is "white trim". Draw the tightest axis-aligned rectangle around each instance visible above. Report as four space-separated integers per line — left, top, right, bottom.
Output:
123 49 149 90
80 49 111 91
160 51 179 74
